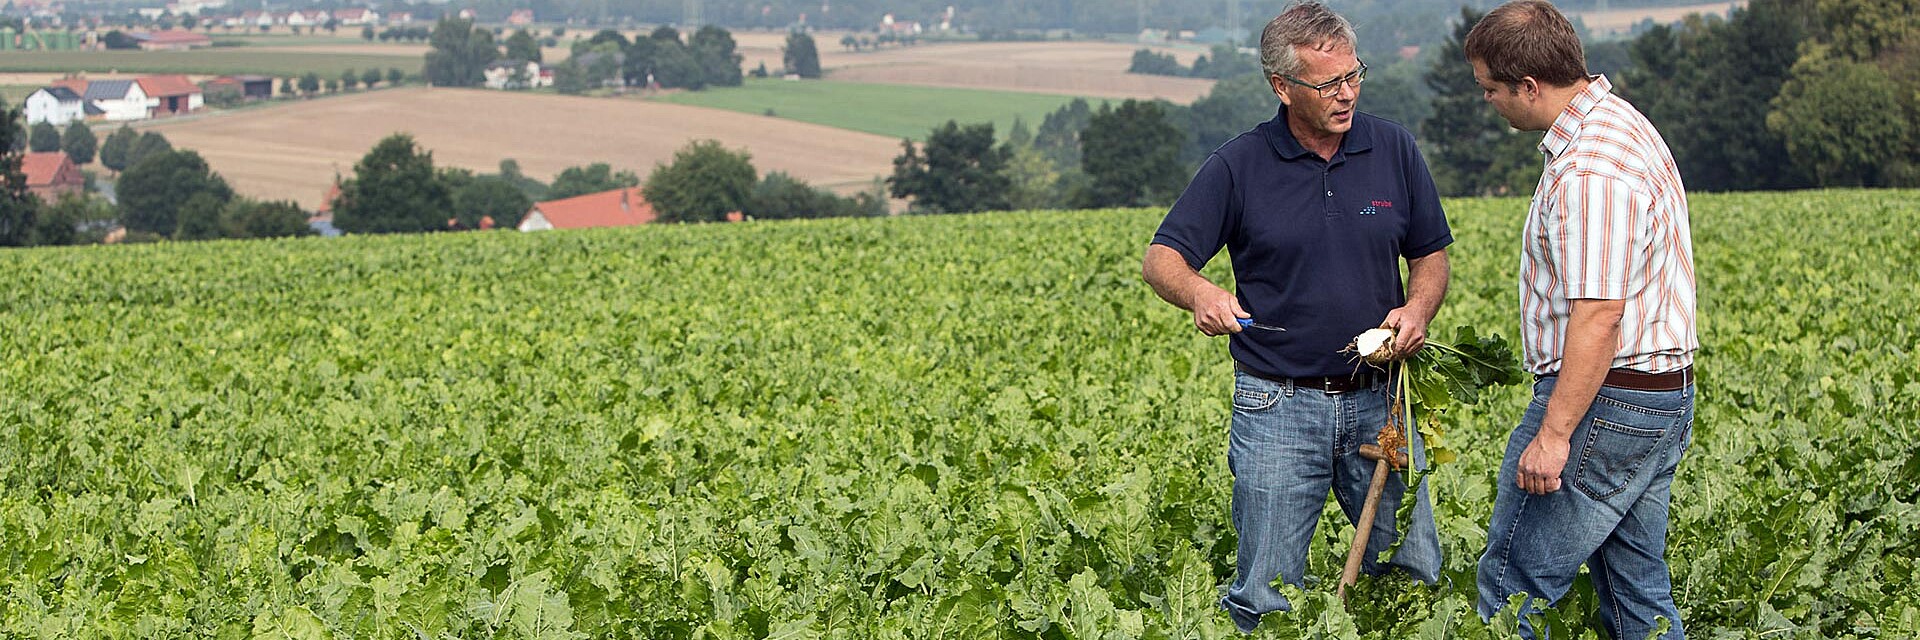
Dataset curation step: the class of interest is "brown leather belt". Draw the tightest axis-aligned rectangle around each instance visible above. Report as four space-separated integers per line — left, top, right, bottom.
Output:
1538 366 1693 392
1236 363 1379 393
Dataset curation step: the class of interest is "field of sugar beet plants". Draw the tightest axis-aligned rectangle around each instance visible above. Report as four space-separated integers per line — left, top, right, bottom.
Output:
2 190 1916 638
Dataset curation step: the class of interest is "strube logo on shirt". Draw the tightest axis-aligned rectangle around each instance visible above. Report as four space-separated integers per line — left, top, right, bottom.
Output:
1360 199 1393 216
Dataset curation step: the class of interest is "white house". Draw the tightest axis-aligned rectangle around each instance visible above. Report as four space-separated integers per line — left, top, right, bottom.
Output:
24 86 92 126
483 60 550 89
83 80 151 122
332 7 378 25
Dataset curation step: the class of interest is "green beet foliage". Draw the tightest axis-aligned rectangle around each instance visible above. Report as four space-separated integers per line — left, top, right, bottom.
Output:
0 190 1915 638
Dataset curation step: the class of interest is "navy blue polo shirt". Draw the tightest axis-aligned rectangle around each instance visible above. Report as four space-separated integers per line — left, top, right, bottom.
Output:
1152 105 1452 378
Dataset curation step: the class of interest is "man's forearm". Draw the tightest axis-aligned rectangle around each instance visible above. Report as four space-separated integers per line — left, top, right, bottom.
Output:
1142 243 1214 311
1540 300 1626 440
1403 250 1450 323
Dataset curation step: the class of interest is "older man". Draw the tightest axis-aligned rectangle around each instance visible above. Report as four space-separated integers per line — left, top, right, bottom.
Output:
1141 1 1452 632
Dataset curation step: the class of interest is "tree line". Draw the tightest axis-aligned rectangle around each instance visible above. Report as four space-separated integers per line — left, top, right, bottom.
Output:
328 133 885 234
1420 0 1917 194
423 18 747 93
0 108 314 247
893 0 1915 215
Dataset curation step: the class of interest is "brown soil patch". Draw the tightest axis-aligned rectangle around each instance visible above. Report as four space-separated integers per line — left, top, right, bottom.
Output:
257 35 1218 102
738 37 1218 103
1575 0 1747 36
142 87 900 209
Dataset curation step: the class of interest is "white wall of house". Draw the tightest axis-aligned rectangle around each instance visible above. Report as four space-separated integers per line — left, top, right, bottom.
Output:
96 85 153 122
24 90 83 126
517 209 553 231
484 62 547 90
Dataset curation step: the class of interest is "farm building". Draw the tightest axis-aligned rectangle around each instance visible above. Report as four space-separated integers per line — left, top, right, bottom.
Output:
20 152 86 201
518 187 655 232
202 75 274 101
82 80 151 122
332 7 377 25
129 29 212 50
138 75 203 115
483 60 551 90
507 9 535 25
23 86 101 125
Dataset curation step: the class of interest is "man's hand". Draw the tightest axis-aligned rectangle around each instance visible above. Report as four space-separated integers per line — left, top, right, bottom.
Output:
1516 433 1570 494
1381 305 1431 356
1191 286 1251 336
1389 249 1448 357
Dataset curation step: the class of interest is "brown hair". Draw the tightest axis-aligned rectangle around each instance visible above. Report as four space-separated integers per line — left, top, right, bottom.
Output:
1260 2 1356 79
1463 0 1587 88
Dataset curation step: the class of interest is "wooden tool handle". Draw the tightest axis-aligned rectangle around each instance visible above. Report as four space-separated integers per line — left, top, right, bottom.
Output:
1338 458 1391 599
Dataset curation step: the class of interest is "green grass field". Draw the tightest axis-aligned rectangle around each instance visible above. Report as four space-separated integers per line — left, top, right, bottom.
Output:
0 85 40 106
653 77 1106 140
0 50 418 77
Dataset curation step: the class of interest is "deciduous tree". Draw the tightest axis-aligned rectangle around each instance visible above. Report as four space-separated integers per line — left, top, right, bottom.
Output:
505 29 542 62
644 140 756 223
333 133 452 234
451 176 531 229
889 121 1011 214
98 125 137 173
549 163 639 199
783 31 820 78
425 17 498 87
1079 99 1184 207
28 121 60 153
127 131 172 168
0 100 36 246
61 122 96 165
118 149 232 236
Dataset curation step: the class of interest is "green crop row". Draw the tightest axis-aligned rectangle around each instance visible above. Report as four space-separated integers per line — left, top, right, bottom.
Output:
1 190 1915 638
652 78 1093 142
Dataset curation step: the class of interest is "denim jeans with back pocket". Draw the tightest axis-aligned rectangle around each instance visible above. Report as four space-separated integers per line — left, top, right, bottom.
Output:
1476 376 1695 640
1221 370 1442 633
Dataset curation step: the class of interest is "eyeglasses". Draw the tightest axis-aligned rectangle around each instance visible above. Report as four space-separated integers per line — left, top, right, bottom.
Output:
1276 61 1368 98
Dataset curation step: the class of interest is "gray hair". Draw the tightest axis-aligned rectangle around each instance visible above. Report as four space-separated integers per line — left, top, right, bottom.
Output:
1260 2 1357 79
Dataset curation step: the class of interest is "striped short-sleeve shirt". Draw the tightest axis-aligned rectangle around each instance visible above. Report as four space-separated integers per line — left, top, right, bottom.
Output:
1520 75 1696 375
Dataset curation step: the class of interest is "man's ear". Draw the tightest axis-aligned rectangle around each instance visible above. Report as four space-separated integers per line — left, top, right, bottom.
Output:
1269 75 1293 107
1519 76 1540 98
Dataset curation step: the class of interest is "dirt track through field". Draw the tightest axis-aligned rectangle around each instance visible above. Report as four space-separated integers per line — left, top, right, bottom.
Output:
141 87 900 209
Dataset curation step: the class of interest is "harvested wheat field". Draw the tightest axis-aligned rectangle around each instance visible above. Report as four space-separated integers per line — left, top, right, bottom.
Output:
1575 0 1746 35
733 36 1217 103
141 87 900 209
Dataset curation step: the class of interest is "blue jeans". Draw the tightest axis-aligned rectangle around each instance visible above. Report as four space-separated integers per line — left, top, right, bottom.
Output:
1221 370 1442 632
1476 377 1694 639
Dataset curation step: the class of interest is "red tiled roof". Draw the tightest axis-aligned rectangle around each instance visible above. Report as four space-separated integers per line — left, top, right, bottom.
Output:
51 77 88 94
20 152 78 188
138 74 202 97
526 187 655 229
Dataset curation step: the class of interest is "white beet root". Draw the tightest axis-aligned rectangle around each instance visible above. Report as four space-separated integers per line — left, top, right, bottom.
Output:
1350 327 1398 365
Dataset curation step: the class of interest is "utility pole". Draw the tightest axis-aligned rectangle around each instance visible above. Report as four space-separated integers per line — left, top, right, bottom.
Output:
1137 0 1146 36
684 0 701 28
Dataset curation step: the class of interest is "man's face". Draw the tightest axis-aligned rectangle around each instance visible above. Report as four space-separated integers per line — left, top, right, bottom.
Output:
1471 59 1536 131
1272 44 1362 137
